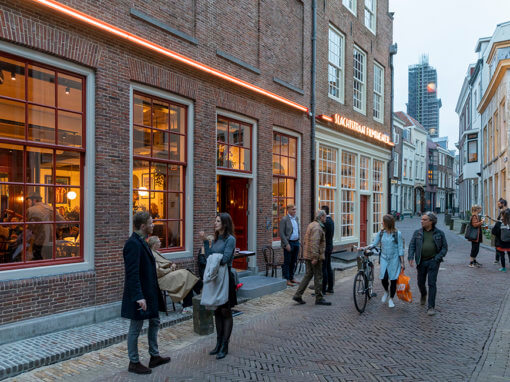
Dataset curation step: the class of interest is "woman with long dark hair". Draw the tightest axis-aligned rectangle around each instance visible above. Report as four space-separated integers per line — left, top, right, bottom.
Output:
492 208 510 272
367 214 404 308
468 205 484 268
199 212 237 359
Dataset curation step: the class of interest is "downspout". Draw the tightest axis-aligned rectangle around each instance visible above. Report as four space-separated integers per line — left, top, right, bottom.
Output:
388 41 398 213
310 0 317 221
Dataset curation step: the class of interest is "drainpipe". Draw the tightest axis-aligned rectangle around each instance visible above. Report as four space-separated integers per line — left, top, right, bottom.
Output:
310 0 317 222
388 42 398 213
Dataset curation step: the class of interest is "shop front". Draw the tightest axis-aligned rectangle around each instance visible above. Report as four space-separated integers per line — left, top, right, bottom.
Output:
315 115 392 249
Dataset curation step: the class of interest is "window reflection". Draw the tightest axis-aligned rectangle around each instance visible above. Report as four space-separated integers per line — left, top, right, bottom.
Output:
132 93 187 250
216 116 252 172
0 54 84 267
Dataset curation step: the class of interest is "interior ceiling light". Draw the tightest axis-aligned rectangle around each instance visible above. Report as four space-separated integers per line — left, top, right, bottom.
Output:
10 71 15 80
31 0 309 114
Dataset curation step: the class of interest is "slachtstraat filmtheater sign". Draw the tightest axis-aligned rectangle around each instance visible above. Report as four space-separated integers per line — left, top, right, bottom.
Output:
319 114 394 147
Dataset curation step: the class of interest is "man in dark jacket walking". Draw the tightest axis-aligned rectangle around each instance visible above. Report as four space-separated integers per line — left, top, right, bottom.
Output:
408 211 448 316
321 205 335 294
122 211 170 374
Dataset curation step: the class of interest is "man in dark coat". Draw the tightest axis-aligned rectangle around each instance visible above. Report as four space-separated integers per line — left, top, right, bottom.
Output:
122 211 170 374
321 206 335 294
408 211 448 317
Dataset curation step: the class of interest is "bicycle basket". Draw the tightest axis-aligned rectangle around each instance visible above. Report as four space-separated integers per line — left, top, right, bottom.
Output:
356 255 364 270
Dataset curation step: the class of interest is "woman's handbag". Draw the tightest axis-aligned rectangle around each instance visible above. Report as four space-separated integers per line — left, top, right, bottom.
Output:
464 222 479 241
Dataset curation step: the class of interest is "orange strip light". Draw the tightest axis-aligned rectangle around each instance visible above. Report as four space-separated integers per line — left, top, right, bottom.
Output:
31 0 309 114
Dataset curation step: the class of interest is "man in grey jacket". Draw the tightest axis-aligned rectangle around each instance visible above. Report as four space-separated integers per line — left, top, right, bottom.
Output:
279 204 300 286
408 211 448 316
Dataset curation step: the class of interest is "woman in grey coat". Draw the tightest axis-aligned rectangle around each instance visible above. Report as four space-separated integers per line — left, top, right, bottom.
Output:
199 212 237 359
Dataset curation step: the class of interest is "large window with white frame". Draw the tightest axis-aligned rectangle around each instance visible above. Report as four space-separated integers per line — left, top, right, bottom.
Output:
318 145 337 223
0 52 85 269
328 25 345 102
133 92 187 251
372 159 384 233
343 0 357 15
364 0 376 33
341 151 357 237
360 156 370 191
393 153 399 177
353 47 366 114
373 63 384 122
272 132 297 240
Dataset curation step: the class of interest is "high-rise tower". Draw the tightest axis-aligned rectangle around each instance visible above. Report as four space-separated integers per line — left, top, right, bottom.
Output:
407 55 442 137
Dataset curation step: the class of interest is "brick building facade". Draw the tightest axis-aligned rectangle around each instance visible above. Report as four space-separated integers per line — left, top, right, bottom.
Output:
0 0 393 339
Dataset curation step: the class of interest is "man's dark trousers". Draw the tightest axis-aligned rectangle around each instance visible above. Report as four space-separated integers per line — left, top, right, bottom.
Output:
417 258 439 309
283 240 300 280
322 246 334 293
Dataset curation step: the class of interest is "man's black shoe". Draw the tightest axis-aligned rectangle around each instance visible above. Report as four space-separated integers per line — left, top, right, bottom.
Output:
292 296 306 304
315 299 332 306
420 295 427 306
128 362 152 374
326 289 334 294
149 355 171 368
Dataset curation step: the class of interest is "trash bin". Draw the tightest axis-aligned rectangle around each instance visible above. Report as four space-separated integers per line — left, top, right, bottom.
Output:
192 295 214 335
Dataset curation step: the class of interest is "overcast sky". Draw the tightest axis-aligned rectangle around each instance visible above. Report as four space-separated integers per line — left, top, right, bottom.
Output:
389 0 510 151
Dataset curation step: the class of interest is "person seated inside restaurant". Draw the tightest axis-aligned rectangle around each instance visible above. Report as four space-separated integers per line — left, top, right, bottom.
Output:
147 236 203 313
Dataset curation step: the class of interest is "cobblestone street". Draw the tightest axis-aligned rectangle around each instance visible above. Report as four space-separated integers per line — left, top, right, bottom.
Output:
9 215 510 381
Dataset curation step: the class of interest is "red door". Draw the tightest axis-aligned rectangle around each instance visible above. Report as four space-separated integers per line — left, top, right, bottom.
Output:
217 176 248 251
360 195 368 246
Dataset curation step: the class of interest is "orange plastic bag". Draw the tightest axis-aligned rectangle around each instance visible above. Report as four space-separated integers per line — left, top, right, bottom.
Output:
396 270 412 303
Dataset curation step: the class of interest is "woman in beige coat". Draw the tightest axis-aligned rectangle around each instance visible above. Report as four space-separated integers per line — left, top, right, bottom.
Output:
147 236 200 313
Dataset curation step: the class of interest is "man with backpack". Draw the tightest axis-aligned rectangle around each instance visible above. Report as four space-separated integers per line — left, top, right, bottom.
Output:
408 212 448 316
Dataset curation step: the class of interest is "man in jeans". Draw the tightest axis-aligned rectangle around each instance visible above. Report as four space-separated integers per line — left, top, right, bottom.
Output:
292 209 331 306
121 211 170 374
408 211 448 316
279 204 300 286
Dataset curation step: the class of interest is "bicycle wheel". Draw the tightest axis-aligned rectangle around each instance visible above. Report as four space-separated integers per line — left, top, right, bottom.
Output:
353 271 368 313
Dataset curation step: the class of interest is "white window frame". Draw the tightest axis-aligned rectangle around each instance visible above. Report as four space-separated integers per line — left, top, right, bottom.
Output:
341 151 357 238
373 62 384 123
353 46 366 114
393 152 399 177
318 144 338 238
343 0 357 16
131 83 195 260
328 25 345 103
364 0 377 34
0 40 95 281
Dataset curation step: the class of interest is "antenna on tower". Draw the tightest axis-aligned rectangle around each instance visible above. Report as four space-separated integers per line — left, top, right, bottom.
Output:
420 54 429 65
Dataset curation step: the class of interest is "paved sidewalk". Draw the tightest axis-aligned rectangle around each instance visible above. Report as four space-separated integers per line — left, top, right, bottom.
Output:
7 214 510 381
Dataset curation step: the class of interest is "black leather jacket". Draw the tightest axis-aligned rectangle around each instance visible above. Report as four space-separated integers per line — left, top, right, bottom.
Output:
408 227 448 265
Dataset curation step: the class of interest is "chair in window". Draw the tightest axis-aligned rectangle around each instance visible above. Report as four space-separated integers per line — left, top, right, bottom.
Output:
262 245 283 277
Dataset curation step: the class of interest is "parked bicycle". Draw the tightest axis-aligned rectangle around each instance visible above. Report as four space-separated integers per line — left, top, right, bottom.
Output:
353 246 380 313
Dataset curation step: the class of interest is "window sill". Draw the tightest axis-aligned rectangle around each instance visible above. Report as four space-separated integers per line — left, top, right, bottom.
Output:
158 250 193 261
328 94 344 104
353 107 366 116
0 260 93 282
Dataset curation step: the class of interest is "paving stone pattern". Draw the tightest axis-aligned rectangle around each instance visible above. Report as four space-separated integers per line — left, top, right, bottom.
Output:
0 308 191 380
8 215 510 381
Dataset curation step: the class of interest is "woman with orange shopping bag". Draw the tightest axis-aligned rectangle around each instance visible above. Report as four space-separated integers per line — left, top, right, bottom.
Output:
366 214 404 308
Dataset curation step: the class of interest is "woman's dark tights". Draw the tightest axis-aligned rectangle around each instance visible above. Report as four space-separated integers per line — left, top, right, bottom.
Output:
500 251 510 268
381 270 397 298
214 305 233 343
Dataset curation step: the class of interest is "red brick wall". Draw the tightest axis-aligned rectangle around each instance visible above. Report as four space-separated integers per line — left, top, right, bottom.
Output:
316 0 393 141
0 0 311 324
